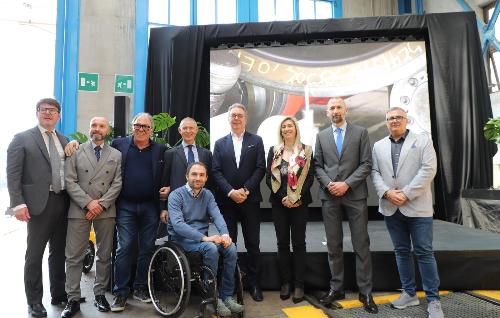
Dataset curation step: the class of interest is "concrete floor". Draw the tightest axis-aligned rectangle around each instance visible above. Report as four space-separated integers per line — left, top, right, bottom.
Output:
0 217 305 318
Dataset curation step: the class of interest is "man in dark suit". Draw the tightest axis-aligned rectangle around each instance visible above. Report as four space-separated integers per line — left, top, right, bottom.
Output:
212 103 266 301
159 117 212 224
110 113 166 312
7 98 69 317
314 97 378 314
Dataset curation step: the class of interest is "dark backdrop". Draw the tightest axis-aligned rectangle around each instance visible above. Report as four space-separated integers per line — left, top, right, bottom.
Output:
145 12 496 222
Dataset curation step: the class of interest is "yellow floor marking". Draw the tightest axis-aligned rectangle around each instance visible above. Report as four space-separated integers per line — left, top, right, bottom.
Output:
283 305 328 318
337 291 451 309
472 290 500 300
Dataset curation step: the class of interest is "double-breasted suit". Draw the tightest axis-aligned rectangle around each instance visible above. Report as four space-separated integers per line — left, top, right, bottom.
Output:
7 126 69 305
64 141 122 302
314 123 374 295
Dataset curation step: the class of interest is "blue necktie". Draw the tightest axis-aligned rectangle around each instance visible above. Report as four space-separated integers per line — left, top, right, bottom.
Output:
94 146 101 161
335 128 343 156
187 145 195 164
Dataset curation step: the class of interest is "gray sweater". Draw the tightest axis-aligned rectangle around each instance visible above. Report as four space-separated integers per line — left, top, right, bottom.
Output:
167 185 229 243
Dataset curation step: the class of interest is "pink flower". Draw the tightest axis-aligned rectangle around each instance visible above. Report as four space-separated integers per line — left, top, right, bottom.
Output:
295 155 305 167
288 173 298 190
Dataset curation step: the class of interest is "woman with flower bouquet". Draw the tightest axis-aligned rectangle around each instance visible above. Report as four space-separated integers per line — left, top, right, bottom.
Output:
265 116 314 304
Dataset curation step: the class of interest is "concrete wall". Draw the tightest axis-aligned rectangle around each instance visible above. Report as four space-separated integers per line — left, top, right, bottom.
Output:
424 0 484 21
343 0 397 18
77 0 135 133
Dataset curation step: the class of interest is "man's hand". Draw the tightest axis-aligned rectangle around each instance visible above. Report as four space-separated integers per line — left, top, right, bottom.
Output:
64 140 79 156
15 207 30 222
160 210 168 223
85 200 104 220
385 189 409 206
328 182 349 197
281 196 293 208
159 186 171 201
220 234 232 248
229 189 247 204
203 235 222 244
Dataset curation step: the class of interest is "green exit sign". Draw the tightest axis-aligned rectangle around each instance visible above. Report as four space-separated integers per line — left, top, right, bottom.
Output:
115 74 134 93
78 72 99 92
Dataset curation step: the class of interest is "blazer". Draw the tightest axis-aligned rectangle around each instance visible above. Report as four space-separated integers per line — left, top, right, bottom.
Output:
111 136 166 207
7 126 69 215
212 131 266 205
265 145 315 205
64 141 122 219
162 144 213 191
314 123 372 201
371 130 437 217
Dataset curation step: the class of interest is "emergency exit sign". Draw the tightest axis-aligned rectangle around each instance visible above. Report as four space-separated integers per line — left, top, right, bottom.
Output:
78 72 99 92
115 74 134 93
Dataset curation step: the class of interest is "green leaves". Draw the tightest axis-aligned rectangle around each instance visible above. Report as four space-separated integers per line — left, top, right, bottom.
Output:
196 122 210 148
68 132 88 143
484 117 500 144
153 113 176 133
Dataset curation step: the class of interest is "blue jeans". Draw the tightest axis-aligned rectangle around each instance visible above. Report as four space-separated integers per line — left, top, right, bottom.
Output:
176 240 237 300
385 210 440 302
113 199 159 296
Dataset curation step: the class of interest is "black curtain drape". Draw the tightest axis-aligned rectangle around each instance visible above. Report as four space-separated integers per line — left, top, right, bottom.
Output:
145 12 496 222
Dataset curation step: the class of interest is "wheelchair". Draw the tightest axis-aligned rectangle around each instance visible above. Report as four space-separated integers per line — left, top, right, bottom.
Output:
148 240 245 318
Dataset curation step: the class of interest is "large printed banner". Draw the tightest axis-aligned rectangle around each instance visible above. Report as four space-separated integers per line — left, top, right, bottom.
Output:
209 41 432 206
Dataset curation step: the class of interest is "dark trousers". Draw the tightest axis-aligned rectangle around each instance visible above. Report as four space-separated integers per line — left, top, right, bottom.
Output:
219 201 261 287
322 198 373 295
25 192 68 304
271 203 307 287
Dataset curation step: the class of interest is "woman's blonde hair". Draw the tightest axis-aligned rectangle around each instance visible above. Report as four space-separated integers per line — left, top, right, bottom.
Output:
276 116 302 150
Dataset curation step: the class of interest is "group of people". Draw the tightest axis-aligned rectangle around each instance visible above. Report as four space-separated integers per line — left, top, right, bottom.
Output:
7 97 444 318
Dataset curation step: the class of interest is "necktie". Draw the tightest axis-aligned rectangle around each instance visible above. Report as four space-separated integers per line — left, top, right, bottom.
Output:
46 131 62 193
187 145 195 165
335 127 343 156
94 146 101 161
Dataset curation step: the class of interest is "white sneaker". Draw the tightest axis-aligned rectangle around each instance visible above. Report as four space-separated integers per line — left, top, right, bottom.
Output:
391 291 420 309
216 298 231 317
427 300 444 318
224 296 244 313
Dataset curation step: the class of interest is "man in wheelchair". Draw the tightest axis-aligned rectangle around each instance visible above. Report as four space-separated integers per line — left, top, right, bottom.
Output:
167 162 244 316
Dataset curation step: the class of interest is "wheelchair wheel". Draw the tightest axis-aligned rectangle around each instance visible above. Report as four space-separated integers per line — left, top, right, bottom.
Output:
234 263 245 318
82 240 95 274
148 242 191 317
196 265 218 317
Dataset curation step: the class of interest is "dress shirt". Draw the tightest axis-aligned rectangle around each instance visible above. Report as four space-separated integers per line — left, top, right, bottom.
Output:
389 129 410 175
38 125 65 190
331 121 347 143
182 141 199 162
231 130 244 169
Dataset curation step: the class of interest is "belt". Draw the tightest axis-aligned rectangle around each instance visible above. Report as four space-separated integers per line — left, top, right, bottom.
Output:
50 190 67 195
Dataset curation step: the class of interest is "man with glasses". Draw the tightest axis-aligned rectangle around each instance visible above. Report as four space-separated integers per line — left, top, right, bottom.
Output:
212 103 266 301
7 98 69 317
110 113 166 311
372 107 443 318
314 97 378 314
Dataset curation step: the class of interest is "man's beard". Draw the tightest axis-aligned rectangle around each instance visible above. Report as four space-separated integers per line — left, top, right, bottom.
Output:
91 133 104 141
331 115 344 124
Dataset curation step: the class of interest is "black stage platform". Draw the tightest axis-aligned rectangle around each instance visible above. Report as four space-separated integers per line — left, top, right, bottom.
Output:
209 221 500 291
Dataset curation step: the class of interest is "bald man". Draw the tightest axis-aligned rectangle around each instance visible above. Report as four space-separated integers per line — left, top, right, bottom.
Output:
62 117 122 317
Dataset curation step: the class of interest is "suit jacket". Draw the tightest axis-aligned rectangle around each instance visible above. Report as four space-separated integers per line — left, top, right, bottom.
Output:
64 141 122 219
7 126 69 215
162 144 213 191
371 130 437 217
212 131 266 205
314 123 372 201
111 136 166 210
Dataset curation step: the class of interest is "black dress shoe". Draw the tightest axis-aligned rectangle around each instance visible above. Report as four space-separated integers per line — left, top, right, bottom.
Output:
292 287 304 304
51 295 68 306
94 295 111 312
359 293 378 314
28 303 47 318
250 285 263 302
280 283 291 300
320 289 345 305
61 300 80 318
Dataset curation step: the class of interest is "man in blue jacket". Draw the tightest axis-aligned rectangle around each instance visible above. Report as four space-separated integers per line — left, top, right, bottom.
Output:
168 162 243 317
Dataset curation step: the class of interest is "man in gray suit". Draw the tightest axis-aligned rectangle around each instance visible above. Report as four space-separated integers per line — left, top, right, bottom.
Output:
372 107 443 318
7 98 69 318
314 97 377 314
159 117 212 224
61 117 122 318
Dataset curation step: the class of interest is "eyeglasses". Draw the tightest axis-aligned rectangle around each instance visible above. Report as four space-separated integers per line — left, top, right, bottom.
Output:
230 113 245 119
133 123 151 131
37 107 59 115
386 116 407 122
